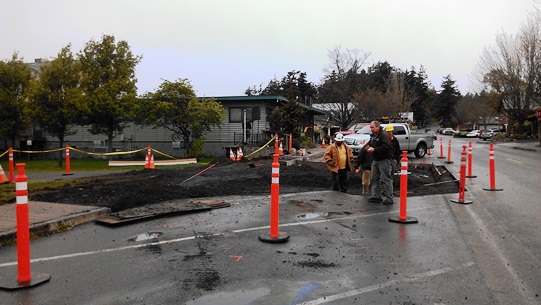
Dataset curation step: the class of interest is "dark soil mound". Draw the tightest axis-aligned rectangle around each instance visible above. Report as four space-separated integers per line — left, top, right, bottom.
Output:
30 157 458 212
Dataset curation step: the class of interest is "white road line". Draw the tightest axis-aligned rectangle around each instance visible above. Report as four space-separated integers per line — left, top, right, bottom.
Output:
0 206 437 268
506 158 523 164
297 262 475 305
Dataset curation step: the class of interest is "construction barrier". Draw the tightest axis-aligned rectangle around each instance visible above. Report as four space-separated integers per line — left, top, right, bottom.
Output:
466 142 477 178
389 151 418 224
446 139 453 164
259 154 290 243
0 164 50 290
451 146 473 204
438 138 445 159
483 142 503 191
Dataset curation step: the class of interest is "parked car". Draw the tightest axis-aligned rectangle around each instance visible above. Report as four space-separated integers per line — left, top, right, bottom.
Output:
343 123 434 158
457 129 472 137
442 128 455 135
479 129 501 140
466 130 480 138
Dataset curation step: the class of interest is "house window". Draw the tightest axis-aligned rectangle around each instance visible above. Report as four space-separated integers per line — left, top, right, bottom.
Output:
229 107 255 122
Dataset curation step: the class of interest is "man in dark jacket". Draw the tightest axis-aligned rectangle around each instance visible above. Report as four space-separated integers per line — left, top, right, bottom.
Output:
366 121 394 205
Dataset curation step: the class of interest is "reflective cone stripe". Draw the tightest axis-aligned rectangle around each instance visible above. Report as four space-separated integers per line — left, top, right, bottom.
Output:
9 147 14 183
15 163 31 283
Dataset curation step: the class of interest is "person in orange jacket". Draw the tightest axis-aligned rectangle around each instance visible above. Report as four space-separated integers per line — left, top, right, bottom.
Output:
324 133 355 193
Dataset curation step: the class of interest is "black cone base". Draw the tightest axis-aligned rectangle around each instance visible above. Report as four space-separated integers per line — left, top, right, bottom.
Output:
451 199 473 205
466 175 477 178
388 216 418 224
482 188 503 191
0 273 50 291
258 232 290 243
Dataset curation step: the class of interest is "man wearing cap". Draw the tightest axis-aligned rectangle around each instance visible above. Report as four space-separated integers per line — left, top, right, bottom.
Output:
324 133 355 193
365 121 394 205
386 125 401 173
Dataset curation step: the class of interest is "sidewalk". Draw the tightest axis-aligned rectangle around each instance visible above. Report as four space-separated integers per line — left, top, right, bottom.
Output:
0 201 109 244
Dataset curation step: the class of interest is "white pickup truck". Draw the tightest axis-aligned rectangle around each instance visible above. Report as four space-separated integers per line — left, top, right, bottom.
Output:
342 123 435 158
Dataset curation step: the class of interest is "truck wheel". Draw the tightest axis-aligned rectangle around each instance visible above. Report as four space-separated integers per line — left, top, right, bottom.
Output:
414 143 427 158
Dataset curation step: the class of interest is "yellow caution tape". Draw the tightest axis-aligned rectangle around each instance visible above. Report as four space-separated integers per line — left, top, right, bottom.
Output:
69 147 146 156
244 137 275 158
151 148 177 159
12 147 65 154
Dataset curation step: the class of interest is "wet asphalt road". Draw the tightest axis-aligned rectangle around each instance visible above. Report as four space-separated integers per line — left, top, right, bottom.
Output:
0 139 539 304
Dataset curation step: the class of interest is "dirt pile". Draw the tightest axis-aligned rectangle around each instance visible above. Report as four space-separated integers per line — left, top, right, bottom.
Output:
30 157 458 212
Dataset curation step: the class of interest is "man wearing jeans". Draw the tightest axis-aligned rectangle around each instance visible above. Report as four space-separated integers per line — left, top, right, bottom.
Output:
365 121 394 205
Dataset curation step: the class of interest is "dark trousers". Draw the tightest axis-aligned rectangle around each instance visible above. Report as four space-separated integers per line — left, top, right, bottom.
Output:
332 169 349 192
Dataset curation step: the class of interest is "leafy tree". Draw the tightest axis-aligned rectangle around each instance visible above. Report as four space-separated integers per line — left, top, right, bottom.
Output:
137 79 225 157
28 45 84 166
435 75 461 128
0 53 32 147
78 34 142 151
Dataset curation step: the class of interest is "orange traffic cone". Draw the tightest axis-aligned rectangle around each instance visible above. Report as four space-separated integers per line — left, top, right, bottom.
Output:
0 165 8 184
144 154 149 169
236 147 244 161
230 148 236 161
278 142 284 155
321 138 326 148
150 154 156 169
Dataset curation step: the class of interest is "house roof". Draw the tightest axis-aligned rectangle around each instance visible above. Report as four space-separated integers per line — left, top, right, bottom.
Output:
199 95 327 115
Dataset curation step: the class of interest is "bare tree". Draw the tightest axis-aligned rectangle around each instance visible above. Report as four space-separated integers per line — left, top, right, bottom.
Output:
387 71 418 119
318 45 370 129
476 11 541 131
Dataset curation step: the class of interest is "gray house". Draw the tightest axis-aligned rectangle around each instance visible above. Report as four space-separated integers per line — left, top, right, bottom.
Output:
3 95 326 159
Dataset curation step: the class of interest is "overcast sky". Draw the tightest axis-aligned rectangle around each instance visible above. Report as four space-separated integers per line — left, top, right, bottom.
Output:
1 0 537 97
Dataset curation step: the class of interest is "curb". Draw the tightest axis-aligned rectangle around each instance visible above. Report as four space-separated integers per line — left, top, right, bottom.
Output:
0 207 110 245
